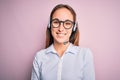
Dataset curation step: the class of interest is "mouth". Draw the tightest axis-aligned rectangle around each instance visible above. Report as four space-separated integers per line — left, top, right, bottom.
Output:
56 32 67 37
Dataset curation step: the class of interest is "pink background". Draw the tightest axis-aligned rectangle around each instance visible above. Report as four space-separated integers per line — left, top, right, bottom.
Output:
0 0 120 80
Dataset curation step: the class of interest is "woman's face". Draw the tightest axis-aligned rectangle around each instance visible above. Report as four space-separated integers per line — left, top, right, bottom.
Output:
51 8 74 44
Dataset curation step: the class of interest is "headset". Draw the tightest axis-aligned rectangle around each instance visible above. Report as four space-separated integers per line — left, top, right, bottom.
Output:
47 20 77 32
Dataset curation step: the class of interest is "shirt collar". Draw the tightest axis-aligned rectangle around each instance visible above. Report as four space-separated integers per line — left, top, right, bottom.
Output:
46 44 57 54
46 43 79 55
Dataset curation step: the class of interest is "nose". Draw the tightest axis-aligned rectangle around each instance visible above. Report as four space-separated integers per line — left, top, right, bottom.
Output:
58 23 64 32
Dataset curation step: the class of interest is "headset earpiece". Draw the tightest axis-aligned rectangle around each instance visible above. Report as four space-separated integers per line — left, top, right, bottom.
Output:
47 20 51 28
73 22 77 32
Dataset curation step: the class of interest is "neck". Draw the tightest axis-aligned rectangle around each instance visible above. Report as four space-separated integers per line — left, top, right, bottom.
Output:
53 42 70 57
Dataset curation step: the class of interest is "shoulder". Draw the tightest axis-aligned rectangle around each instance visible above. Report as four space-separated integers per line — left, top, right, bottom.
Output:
72 45 93 60
79 47 92 56
72 44 92 55
78 47 94 63
34 49 47 61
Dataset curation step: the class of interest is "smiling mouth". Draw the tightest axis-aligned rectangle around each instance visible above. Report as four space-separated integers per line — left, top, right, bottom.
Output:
56 32 67 37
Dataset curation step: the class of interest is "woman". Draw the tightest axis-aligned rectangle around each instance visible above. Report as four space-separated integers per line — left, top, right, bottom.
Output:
31 4 95 80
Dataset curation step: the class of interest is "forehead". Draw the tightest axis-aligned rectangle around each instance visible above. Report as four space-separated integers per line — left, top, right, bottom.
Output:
52 8 73 21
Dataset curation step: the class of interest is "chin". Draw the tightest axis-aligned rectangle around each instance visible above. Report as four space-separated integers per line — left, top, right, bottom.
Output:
56 39 69 44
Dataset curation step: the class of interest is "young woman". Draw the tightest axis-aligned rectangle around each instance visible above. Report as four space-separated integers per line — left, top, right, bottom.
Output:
31 4 95 80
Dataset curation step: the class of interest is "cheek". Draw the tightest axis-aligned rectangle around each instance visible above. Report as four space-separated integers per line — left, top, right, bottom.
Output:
51 28 56 36
68 29 73 36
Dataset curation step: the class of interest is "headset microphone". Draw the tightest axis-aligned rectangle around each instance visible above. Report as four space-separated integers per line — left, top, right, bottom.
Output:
63 41 69 45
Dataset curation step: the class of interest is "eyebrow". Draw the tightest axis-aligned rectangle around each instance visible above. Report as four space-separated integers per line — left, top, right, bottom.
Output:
52 18 74 22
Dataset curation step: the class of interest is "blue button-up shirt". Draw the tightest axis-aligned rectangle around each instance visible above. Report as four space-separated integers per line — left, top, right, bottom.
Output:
31 43 95 80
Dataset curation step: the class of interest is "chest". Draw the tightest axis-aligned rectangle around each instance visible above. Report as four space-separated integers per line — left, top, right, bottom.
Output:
41 53 85 80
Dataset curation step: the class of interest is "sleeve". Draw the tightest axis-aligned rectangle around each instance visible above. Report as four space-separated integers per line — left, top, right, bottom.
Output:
83 48 95 80
31 54 41 80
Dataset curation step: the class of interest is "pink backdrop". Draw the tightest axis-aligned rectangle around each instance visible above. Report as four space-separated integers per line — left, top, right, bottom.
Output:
0 0 120 80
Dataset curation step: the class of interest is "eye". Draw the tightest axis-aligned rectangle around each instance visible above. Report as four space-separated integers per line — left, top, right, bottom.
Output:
64 20 73 29
53 20 59 24
64 21 72 26
52 19 60 27
65 22 71 25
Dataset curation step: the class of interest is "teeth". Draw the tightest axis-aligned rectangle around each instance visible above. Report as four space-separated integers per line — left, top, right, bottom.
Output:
58 34 64 36
57 33 66 37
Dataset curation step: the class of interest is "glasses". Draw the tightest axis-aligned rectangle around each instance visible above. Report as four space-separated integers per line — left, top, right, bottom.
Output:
51 18 75 29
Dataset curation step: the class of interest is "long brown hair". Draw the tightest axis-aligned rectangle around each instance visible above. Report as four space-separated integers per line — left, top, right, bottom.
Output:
45 4 79 48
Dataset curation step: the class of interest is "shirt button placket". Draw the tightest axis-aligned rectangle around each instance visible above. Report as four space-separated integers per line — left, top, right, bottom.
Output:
57 56 64 80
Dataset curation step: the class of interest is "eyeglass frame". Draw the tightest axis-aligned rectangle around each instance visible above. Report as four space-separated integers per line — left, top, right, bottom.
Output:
50 18 75 29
